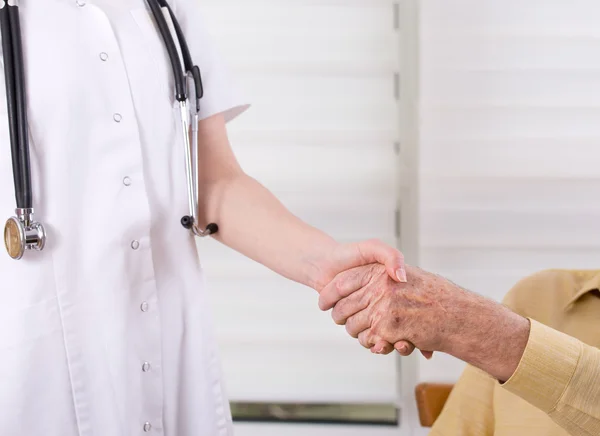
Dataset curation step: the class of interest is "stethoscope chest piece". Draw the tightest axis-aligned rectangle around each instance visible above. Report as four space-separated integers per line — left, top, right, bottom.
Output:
4 210 46 260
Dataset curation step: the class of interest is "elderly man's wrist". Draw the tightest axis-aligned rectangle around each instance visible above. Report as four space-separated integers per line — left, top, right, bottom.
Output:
491 312 530 381
446 296 530 381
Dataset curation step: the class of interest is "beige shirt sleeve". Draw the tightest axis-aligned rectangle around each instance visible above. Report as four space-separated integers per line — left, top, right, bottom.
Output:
502 319 600 436
429 364 496 436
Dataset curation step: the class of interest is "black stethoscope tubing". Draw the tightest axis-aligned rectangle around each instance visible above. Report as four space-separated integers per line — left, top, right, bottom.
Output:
1 0 31 210
147 0 203 107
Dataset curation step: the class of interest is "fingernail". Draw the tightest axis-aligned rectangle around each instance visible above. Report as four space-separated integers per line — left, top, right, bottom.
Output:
398 345 408 353
396 268 407 283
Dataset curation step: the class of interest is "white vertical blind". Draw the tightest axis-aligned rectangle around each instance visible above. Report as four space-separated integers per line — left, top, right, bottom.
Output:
419 0 600 382
196 0 401 402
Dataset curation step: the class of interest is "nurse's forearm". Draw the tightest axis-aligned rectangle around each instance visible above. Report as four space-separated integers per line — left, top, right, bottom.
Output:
199 172 338 290
195 114 405 291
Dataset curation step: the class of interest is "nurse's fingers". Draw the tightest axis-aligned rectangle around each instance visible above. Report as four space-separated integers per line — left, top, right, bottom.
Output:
357 331 397 356
391 342 432 359
371 339 394 355
420 350 434 360
393 341 416 357
369 339 417 356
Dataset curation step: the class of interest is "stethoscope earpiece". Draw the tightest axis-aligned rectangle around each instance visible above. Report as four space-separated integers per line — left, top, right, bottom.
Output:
181 215 218 237
181 215 194 230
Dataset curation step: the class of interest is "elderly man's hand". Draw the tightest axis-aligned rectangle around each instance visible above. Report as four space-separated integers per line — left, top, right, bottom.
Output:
313 241 426 357
319 264 531 381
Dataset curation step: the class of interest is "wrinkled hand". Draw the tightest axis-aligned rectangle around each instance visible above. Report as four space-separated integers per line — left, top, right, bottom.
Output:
314 240 421 356
318 264 458 357
319 263 530 382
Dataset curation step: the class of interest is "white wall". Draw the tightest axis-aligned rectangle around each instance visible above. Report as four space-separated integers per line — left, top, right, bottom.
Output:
418 0 600 387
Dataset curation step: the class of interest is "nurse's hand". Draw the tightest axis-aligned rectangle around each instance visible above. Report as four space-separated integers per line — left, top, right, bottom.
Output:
314 239 407 292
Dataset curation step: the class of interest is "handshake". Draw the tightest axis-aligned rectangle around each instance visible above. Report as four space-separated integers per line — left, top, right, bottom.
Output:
315 239 530 382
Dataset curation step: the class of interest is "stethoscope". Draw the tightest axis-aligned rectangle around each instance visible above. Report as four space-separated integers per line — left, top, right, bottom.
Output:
1 0 218 260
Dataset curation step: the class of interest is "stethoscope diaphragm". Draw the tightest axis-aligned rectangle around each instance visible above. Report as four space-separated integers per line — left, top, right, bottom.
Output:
4 209 45 260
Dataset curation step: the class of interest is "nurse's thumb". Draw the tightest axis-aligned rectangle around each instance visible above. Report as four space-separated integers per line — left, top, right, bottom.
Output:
355 239 407 283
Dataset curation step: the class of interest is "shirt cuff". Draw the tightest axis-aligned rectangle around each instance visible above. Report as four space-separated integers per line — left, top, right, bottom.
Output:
500 318 582 413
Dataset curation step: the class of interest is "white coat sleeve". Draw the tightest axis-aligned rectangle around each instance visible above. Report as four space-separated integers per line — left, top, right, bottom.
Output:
173 0 250 122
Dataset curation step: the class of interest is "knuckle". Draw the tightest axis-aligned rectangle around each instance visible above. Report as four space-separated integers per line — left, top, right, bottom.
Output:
331 310 342 325
370 321 381 337
359 291 371 308
370 320 378 333
359 336 369 348
363 264 375 277
358 332 369 348
368 263 380 274
332 308 347 326
367 332 379 346
367 264 384 281
345 322 357 338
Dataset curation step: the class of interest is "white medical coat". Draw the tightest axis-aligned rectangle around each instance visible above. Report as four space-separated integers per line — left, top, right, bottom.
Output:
0 1 248 435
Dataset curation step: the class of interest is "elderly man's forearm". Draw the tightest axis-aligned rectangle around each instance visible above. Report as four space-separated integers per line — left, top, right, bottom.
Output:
445 296 530 382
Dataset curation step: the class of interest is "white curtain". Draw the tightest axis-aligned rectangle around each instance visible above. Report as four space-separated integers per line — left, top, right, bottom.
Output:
197 0 401 403
419 0 600 382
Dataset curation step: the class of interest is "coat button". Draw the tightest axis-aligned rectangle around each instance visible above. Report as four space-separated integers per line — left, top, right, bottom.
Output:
131 240 140 250
99 52 109 61
122 176 132 186
142 361 151 372
113 113 122 123
143 422 152 432
140 302 149 312
76 0 86 6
